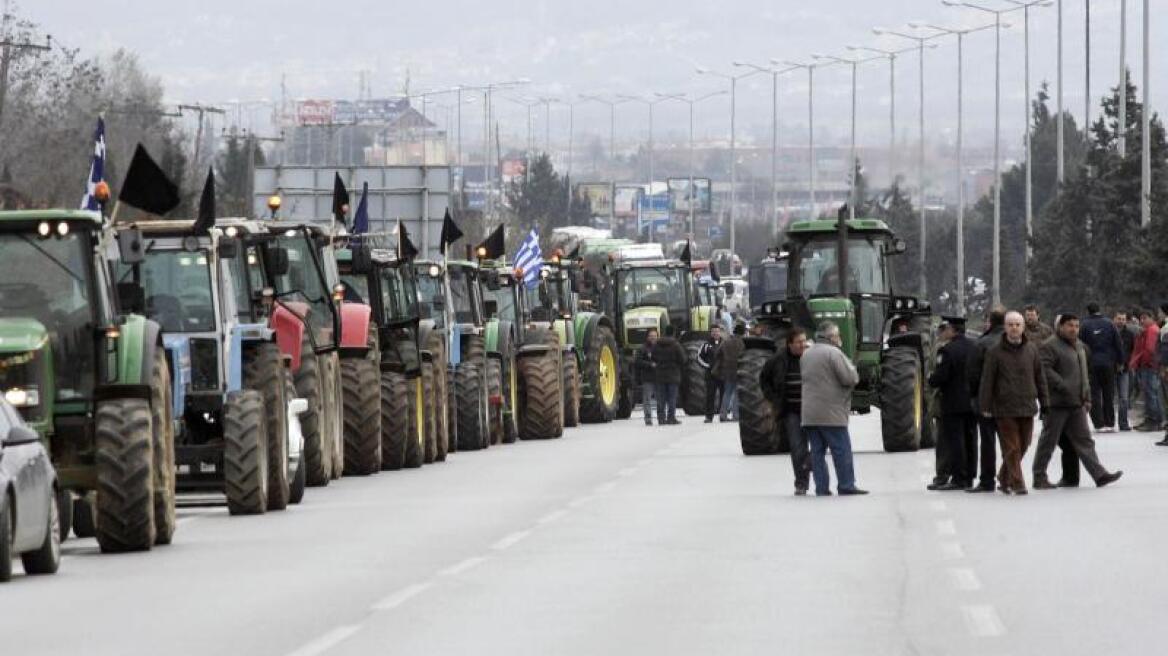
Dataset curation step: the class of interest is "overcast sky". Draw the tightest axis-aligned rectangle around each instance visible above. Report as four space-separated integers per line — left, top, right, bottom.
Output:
19 0 1162 152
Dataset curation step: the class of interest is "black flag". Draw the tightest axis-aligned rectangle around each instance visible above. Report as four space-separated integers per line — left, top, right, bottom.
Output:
117 144 180 216
192 167 216 234
680 240 692 267
332 173 350 225
439 208 463 255
476 224 505 260
399 221 419 261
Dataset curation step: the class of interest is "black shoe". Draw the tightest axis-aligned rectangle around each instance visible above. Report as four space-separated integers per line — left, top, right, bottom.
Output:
1056 479 1080 488
666 418 680 425
1156 438 1168 446
937 481 966 491
815 490 833 497
1136 422 1160 432
644 420 653 426
1013 488 1029 496
704 418 713 424
794 488 808 496
1096 470 1123 487
1033 475 1058 490
965 484 995 494
839 488 869 496
926 481 946 491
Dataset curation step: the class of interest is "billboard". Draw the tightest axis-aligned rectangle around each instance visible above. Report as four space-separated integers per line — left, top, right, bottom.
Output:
293 98 412 126
637 193 671 235
296 100 335 126
667 177 712 213
576 182 613 217
614 185 642 218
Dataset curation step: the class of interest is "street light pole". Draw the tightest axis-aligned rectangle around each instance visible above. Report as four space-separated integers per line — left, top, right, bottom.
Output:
848 44 917 190
658 91 727 240
1119 0 1128 158
735 62 800 239
812 53 881 221
1141 0 1150 227
618 94 672 242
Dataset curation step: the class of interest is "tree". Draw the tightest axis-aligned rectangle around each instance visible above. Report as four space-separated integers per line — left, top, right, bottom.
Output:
217 133 266 217
502 153 586 250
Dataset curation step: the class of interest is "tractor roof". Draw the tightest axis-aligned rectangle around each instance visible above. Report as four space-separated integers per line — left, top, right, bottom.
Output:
0 209 103 226
786 217 892 235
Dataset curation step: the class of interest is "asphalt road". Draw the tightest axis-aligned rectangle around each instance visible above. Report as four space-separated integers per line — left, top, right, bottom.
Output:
4 412 1167 656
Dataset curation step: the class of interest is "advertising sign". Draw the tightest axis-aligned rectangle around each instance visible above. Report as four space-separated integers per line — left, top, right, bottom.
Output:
667 177 712 213
296 100 335 126
577 183 613 217
637 192 671 235
614 185 642 217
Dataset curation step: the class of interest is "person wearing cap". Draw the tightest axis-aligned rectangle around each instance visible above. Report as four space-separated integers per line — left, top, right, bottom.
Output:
927 316 978 491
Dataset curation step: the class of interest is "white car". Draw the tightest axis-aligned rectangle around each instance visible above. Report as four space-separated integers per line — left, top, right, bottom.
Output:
0 399 61 582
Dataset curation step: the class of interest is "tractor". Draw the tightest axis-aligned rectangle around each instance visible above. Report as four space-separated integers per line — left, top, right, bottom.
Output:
0 210 176 552
736 216 937 455
338 241 437 470
113 219 302 514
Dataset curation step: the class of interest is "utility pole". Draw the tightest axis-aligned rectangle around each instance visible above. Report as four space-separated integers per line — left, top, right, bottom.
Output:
0 2 51 132
178 103 226 189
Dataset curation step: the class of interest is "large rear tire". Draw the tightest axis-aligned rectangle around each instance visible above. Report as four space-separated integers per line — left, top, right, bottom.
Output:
879 347 925 453
404 376 425 468
562 352 581 428
456 360 488 450
244 343 290 511
422 361 438 464
487 358 505 445
519 351 564 440
426 333 450 461
501 354 519 443
737 347 784 456
682 340 706 417
148 348 176 543
341 354 382 476
295 335 330 487
579 324 619 423
224 390 269 515
94 398 155 552
381 372 410 470
324 353 344 480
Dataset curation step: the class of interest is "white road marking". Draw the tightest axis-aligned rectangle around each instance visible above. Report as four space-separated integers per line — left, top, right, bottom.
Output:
962 605 1006 637
491 530 531 551
283 625 362 656
538 509 569 524
928 500 948 513
935 519 957 536
371 582 432 611
438 556 488 577
594 481 617 494
617 467 638 477
949 568 983 592
567 496 595 508
940 541 966 560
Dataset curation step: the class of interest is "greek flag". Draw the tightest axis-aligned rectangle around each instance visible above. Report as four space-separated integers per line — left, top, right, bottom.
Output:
514 229 543 289
80 117 106 211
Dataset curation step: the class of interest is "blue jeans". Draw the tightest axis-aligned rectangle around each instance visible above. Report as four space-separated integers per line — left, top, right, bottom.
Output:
641 383 656 422
1138 368 1163 426
720 381 738 420
804 426 857 494
1116 369 1131 429
655 383 678 422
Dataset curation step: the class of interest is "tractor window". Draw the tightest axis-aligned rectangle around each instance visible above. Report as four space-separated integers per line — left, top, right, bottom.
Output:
273 233 334 344
415 272 444 326
340 274 370 305
380 266 417 323
447 268 476 324
226 250 255 322
485 284 519 323
796 240 888 297
0 231 96 400
617 267 685 313
131 249 216 333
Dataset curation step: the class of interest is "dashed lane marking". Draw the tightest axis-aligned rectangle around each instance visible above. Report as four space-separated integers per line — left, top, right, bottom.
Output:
438 556 488 577
935 519 958 536
940 541 966 560
371 583 432 611
949 568 983 592
284 625 362 656
538 509 569 524
491 530 531 551
962 605 1006 637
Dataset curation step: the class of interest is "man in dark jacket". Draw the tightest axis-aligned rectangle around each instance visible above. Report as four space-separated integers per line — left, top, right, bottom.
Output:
635 328 659 425
966 306 1005 493
653 325 687 425
927 317 977 491
978 311 1049 495
713 323 746 421
1033 314 1123 489
760 328 811 494
697 325 723 423
1079 302 1126 432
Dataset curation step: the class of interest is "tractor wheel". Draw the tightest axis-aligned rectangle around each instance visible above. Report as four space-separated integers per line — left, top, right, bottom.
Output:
324 353 344 480
487 358 505 445
456 359 488 450
446 364 459 455
427 333 450 461
295 335 330 487
562 352 581 428
682 340 707 417
148 348 177 543
519 351 564 440
579 324 619 423
404 376 425 469
422 361 437 463
341 356 382 476
501 355 519 443
224 390 269 515
284 371 306 505
879 347 925 453
244 343 291 511
21 487 61 576
616 367 634 420
72 492 96 538
737 347 783 456
381 372 410 470
94 398 155 552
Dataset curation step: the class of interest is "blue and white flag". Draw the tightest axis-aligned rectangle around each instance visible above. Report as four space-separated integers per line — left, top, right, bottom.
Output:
514 229 543 289
80 117 106 211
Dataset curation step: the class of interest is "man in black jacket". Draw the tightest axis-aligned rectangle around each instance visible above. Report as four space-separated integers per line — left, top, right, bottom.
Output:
697 325 723 423
928 317 977 491
1079 302 1126 432
760 328 810 495
635 329 659 425
966 306 1005 492
653 325 687 425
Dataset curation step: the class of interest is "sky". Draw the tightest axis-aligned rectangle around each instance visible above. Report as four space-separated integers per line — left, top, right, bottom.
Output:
16 0 1163 154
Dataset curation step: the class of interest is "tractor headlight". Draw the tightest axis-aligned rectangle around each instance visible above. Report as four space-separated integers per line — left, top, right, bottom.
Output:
4 387 39 408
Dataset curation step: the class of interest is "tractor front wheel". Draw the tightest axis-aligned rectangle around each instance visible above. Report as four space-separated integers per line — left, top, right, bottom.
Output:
879 347 926 453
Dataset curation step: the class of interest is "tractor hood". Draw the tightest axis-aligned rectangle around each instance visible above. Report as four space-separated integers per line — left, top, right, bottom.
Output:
0 318 49 355
622 306 668 347
806 297 856 359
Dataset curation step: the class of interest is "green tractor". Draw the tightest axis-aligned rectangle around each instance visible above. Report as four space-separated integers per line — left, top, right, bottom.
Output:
0 210 176 552
737 216 937 455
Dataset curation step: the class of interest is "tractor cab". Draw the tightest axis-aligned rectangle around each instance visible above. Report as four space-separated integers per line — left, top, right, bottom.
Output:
338 244 422 376
611 260 692 347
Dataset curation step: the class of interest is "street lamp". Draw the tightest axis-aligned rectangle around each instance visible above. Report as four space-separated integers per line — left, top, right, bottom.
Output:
811 53 882 222
846 43 921 188
773 59 817 223
734 61 801 239
909 21 999 315
696 65 767 253
657 90 728 238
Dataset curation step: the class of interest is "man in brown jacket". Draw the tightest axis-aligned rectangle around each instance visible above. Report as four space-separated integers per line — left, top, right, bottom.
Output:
1033 314 1123 489
978 311 1049 495
713 323 746 421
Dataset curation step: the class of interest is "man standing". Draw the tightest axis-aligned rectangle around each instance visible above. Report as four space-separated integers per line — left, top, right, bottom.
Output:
1130 310 1163 432
1078 303 1125 432
760 328 811 495
697 325 723 423
714 323 746 422
1114 311 1134 431
927 317 977 491
978 311 1049 495
635 328 659 426
1024 304 1054 343
800 322 867 496
966 306 1006 493
653 325 687 425
1032 314 1123 489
